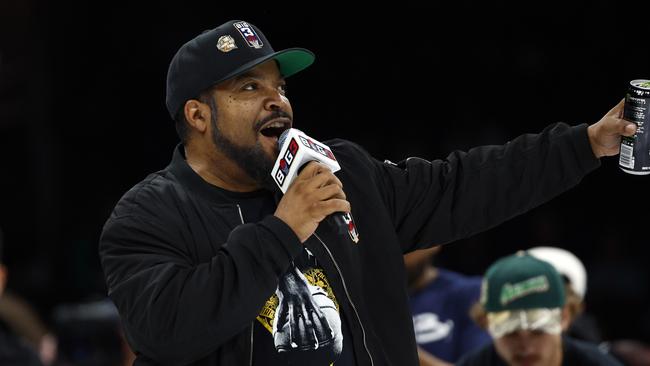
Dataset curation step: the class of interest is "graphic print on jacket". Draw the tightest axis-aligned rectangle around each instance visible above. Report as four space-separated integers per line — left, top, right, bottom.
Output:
257 248 343 365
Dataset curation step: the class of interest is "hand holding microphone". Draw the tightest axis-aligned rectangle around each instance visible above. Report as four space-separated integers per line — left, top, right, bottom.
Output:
271 129 355 243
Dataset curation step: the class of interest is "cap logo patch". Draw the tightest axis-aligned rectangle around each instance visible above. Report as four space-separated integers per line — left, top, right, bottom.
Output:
500 275 549 305
233 21 263 49
216 35 237 53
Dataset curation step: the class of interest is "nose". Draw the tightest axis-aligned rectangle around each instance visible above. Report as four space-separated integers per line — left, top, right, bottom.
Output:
263 87 290 112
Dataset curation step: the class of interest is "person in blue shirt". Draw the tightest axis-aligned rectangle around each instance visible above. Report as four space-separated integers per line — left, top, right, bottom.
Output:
404 246 491 365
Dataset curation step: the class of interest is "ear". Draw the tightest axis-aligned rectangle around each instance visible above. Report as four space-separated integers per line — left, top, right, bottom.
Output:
183 98 211 134
560 306 571 331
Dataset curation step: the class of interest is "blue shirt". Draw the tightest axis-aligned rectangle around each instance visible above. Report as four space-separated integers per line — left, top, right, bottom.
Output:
409 268 491 363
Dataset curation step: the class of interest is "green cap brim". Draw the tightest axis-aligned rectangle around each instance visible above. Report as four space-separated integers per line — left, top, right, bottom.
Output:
273 48 315 78
487 308 562 338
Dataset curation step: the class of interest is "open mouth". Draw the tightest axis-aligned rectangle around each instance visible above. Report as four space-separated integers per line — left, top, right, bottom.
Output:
259 119 291 140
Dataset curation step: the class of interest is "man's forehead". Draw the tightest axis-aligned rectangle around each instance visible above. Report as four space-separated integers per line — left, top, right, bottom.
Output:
223 60 284 85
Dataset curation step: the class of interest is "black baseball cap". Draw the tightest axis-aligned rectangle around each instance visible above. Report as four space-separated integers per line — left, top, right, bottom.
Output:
165 20 315 119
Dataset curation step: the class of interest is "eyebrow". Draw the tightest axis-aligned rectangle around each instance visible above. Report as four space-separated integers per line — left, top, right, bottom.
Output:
231 70 285 83
232 71 260 82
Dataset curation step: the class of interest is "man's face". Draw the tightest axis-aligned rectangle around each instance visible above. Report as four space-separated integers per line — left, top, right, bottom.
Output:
494 330 562 366
208 60 293 189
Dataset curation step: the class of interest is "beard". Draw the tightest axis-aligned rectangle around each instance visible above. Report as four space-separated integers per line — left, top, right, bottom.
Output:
209 102 278 191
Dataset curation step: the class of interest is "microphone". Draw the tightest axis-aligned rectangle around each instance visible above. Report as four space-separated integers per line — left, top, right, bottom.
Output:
270 129 359 242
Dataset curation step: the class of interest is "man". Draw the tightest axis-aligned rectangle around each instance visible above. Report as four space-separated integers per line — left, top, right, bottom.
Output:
456 252 621 366
98 19 636 365
404 247 490 365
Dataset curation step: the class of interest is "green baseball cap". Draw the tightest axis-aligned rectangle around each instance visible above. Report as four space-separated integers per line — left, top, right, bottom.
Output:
481 252 566 338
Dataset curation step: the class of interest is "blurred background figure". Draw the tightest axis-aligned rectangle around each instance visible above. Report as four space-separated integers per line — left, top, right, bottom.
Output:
458 252 621 366
51 299 135 366
0 292 57 365
528 246 650 366
0 227 45 365
404 246 490 366
603 339 650 366
527 246 602 343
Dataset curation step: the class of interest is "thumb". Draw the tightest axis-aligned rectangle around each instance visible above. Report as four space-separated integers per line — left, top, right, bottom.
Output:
604 118 637 136
618 118 637 136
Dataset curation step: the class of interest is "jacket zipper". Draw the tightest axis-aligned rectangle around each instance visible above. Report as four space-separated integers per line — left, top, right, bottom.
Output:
249 320 254 366
314 233 374 366
236 205 255 366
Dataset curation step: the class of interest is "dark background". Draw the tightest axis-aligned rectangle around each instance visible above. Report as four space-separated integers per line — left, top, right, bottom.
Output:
1 1 649 347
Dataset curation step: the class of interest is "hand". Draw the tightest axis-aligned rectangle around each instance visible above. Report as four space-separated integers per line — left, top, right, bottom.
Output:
587 99 637 158
274 162 351 243
273 266 339 354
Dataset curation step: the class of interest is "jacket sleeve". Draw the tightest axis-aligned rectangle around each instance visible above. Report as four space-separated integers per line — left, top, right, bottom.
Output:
99 204 302 365
367 122 601 252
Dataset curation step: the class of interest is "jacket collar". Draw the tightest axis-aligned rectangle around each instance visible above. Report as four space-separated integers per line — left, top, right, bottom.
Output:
166 144 279 204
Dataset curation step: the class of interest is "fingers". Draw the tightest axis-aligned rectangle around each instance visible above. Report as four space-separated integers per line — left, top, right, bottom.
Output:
299 161 330 179
288 302 317 350
298 162 343 190
285 302 326 351
287 303 297 349
293 162 349 217
604 99 636 136
275 293 288 326
300 303 318 348
311 184 346 202
290 303 306 349
312 303 334 340
274 160 349 242
309 307 325 344
303 169 343 192
313 198 351 218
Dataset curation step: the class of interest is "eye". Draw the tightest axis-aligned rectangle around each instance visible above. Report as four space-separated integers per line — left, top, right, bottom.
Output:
242 82 258 91
278 83 288 95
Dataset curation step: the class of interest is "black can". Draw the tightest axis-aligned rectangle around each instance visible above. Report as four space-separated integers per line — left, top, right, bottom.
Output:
619 79 650 175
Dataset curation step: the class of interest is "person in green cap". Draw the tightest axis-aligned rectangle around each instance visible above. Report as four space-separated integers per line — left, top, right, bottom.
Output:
457 252 622 366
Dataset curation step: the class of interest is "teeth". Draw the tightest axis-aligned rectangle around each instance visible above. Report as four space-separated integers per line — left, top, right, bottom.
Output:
264 121 285 129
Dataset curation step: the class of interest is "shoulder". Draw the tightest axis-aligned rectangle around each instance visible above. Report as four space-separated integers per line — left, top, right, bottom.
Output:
563 337 623 365
439 268 480 283
324 138 405 179
439 269 483 294
107 168 183 221
324 138 390 184
325 138 374 162
98 169 191 258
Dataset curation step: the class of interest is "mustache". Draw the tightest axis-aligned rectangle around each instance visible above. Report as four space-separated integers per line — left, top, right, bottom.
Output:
254 110 293 132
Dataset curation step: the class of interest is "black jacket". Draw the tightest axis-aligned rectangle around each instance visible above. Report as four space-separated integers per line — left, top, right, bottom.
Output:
99 123 600 365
